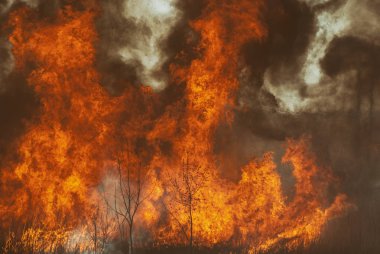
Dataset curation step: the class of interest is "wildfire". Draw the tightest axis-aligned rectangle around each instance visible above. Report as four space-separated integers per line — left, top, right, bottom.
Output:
0 0 349 253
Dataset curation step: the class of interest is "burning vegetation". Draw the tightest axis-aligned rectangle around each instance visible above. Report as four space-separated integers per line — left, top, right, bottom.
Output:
0 0 361 253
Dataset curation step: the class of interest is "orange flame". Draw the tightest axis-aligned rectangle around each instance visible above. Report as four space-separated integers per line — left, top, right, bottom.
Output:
0 0 350 252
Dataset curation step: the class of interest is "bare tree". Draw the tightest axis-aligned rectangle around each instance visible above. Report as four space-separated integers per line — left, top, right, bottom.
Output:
89 207 100 254
168 156 209 253
87 201 114 254
113 184 126 240
102 142 153 254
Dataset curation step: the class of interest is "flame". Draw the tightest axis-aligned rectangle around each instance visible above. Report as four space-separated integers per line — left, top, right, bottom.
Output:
3 4 116 228
0 0 350 252
170 0 266 157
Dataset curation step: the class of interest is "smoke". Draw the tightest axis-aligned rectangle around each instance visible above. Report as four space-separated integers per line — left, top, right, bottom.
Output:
0 1 41 157
301 1 350 86
228 2 380 250
0 38 13 92
96 0 182 92
119 0 181 90
0 0 13 15
231 0 380 215
0 0 45 14
217 0 380 195
1 0 183 93
259 0 380 113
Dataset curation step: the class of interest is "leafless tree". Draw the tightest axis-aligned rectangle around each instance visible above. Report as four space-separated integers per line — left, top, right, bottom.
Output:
102 142 153 254
113 184 126 241
168 155 209 254
87 201 114 254
89 205 100 254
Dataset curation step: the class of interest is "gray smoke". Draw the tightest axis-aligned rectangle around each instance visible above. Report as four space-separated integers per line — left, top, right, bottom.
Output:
119 0 182 90
0 38 13 93
96 0 182 93
262 0 380 113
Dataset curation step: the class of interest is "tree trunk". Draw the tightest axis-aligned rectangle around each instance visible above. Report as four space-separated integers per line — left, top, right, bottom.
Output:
129 223 133 254
189 207 193 254
93 219 98 254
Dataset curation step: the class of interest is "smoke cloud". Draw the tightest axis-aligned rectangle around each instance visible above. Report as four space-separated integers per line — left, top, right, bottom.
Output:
96 0 182 92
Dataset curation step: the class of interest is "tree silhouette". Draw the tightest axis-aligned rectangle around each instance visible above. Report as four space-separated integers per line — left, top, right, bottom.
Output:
168 155 209 253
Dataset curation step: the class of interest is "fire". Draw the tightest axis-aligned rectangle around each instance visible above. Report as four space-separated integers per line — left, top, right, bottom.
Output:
0 0 349 253
170 0 266 156
3 4 115 228
235 139 349 252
